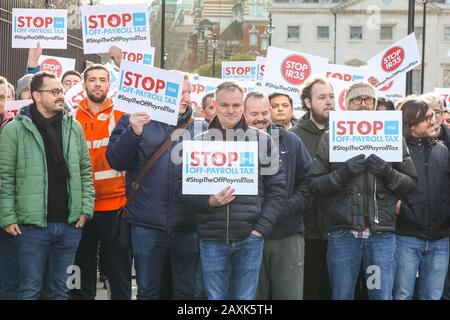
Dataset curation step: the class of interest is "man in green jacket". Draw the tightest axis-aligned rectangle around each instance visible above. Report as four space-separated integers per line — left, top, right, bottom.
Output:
0 71 94 300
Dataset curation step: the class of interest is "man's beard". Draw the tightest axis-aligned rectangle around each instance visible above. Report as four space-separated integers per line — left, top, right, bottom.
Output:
87 90 107 104
310 107 329 126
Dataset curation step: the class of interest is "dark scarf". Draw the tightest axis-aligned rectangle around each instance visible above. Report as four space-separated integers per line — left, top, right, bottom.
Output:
31 105 70 180
177 105 193 126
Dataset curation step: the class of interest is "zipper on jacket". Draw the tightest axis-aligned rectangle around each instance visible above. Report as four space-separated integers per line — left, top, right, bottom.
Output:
373 180 379 224
226 204 230 244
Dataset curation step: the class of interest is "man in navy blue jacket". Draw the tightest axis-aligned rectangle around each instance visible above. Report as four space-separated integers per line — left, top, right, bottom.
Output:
106 74 207 300
243 91 312 300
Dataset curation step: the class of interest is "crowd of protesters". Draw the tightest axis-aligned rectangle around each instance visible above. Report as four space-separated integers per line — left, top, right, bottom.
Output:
0 44 449 301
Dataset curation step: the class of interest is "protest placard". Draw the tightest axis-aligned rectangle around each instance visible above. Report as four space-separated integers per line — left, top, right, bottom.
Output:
326 64 365 83
80 4 150 54
329 111 403 162
122 47 155 66
64 82 86 110
434 88 450 109
190 76 224 111
12 9 67 49
256 56 266 86
4 99 33 118
327 78 352 111
376 74 406 103
261 46 328 111
222 61 259 81
115 61 183 125
367 33 420 89
38 55 75 78
182 141 258 195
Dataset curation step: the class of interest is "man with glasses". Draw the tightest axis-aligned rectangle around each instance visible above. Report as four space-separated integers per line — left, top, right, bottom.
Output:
308 81 417 300
0 71 94 299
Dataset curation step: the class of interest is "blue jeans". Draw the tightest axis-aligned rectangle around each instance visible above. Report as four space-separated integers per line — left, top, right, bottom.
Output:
131 225 199 300
17 223 82 300
0 230 19 300
200 233 264 300
327 229 396 300
394 235 449 300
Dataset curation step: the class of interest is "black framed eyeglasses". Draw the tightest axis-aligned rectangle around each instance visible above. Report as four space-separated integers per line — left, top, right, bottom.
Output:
424 112 436 124
37 88 65 97
351 97 375 105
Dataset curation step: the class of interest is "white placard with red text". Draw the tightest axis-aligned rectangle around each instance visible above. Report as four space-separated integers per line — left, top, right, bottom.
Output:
256 56 266 86
329 111 403 162
4 99 33 118
327 78 352 111
122 47 155 66
434 88 450 110
261 46 328 111
38 55 75 79
182 141 258 195
115 61 183 125
376 74 406 103
367 33 420 89
326 64 365 83
12 9 67 49
221 61 259 81
80 4 150 54
190 76 224 112
64 83 86 110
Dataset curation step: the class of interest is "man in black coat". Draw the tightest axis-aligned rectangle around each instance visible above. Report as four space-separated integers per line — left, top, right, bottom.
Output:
308 81 417 300
244 91 312 300
183 82 286 300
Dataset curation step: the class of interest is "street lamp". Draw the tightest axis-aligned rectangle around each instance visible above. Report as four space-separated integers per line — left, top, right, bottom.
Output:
420 0 428 94
406 0 415 95
266 12 275 46
211 34 218 78
161 0 166 69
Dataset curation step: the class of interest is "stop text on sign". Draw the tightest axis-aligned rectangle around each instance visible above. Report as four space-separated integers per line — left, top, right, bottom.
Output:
281 55 311 85
382 46 405 72
336 121 384 135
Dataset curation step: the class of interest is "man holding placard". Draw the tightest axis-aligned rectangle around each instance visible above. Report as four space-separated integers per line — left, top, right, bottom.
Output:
182 81 286 300
106 73 207 300
308 81 417 300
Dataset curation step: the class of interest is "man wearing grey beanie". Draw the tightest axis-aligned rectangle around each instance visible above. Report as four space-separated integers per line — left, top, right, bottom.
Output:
307 81 417 300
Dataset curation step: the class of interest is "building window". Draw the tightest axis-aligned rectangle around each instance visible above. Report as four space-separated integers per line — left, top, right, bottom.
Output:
249 33 258 46
412 69 422 95
445 27 450 41
350 26 363 40
317 26 330 40
415 27 423 41
261 37 268 51
380 26 393 40
444 69 450 88
287 25 300 40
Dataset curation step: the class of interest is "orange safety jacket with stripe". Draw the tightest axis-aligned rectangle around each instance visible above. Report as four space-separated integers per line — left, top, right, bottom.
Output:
74 97 126 212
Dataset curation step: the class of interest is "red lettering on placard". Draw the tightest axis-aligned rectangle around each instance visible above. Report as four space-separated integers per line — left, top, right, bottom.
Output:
40 58 63 78
336 121 384 135
123 72 166 93
382 47 405 72
281 55 311 85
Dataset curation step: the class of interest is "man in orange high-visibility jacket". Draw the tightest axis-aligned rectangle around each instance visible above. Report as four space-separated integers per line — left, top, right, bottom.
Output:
70 63 132 300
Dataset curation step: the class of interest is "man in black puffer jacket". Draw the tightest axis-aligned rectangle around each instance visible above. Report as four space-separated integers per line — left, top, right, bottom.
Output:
394 98 450 300
182 82 286 300
308 81 417 300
